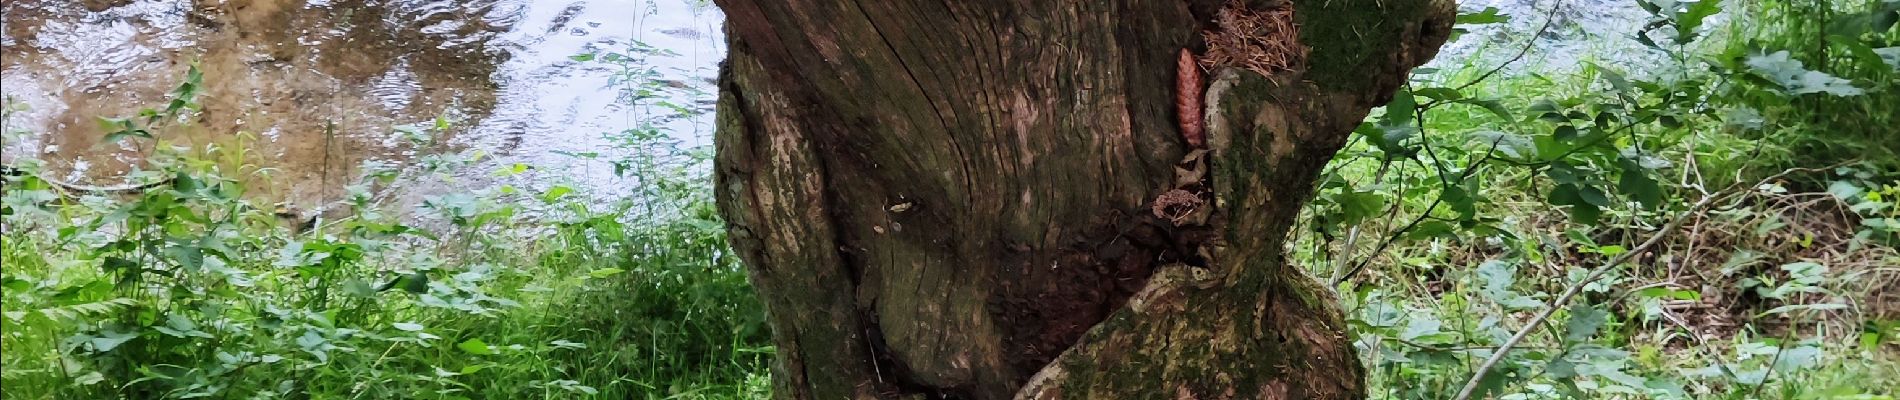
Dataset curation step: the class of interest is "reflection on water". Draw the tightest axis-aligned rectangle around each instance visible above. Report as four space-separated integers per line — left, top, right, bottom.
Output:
1 0 723 211
1429 0 1665 76
3 0 1646 213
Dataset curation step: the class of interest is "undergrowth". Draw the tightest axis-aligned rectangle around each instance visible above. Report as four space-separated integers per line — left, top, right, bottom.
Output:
2 0 1896 399
1 37 770 399
1305 0 1900 398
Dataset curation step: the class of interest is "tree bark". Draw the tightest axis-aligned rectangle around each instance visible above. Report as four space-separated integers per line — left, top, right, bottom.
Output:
710 1 1453 399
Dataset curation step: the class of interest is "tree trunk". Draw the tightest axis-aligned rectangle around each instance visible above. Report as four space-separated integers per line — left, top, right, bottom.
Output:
710 0 1452 399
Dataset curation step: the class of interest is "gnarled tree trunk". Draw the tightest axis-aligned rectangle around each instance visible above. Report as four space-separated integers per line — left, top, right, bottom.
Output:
711 0 1452 398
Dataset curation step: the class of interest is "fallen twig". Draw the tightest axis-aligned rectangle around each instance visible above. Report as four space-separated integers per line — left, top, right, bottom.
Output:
1450 164 1843 400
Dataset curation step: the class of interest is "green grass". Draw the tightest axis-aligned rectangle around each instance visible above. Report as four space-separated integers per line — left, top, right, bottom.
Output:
1300 1 1900 398
0 148 772 399
4 1 1898 399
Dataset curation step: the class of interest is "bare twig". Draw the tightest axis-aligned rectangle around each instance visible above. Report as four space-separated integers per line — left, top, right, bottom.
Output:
1424 2 1564 110
1450 164 1840 400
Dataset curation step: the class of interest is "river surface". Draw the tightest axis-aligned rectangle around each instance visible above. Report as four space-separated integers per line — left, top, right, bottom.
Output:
1 0 1647 213
2 0 724 212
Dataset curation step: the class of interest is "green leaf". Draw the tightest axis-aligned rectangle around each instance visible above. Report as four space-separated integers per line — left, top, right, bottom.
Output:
1571 203 1603 225
1563 304 1608 343
393 322 425 332
74 371 106 386
541 185 575 204
1746 51 1864 96
1595 65 1633 92
1404 220 1458 241
1476 260 1542 309
89 329 139 352
569 53 596 62
1758 303 1848 317
1617 163 1664 209
587 268 626 279
1676 0 1724 44
1579 186 1611 207
1472 131 1537 160
1553 125 1578 141
400 272 429 294
458 338 494 355
1411 87 1464 101
1829 35 1891 73
1636 287 1702 301
1459 98 1515 120
1381 89 1418 126
1456 7 1511 25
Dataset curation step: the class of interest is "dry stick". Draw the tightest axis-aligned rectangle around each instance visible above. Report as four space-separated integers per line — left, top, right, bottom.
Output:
1449 165 1836 400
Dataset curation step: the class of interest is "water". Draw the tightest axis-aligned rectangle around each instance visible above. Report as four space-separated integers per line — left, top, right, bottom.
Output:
2 0 1650 214
1 0 723 213
1429 0 1668 77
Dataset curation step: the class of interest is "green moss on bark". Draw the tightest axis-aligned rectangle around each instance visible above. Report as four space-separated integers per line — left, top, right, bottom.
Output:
1293 0 1439 91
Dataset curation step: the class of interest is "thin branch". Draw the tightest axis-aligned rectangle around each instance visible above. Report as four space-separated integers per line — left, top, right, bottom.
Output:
1424 2 1565 110
1450 164 1843 400
1332 134 1504 286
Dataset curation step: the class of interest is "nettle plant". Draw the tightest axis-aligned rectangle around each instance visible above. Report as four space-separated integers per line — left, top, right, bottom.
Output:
1 69 551 399
1312 0 1898 398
